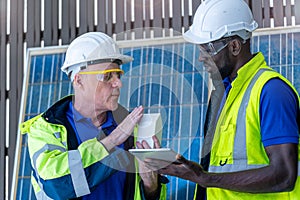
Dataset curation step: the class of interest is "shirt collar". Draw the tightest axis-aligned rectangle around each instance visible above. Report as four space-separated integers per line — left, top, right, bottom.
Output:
223 76 233 88
101 111 117 129
69 101 116 128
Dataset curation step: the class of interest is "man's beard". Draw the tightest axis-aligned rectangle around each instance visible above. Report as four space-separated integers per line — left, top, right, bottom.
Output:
213 52 233 80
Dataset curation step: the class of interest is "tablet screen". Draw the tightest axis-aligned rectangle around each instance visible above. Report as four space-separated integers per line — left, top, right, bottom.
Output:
128 148 178 162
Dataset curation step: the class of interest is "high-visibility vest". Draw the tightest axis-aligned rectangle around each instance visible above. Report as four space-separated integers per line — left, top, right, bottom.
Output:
194 53 300 200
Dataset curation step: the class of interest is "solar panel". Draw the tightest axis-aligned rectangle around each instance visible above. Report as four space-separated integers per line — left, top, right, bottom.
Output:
12 31 300 199
12 39 208 200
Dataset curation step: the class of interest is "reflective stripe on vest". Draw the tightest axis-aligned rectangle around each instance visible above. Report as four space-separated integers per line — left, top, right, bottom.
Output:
35 189 53 200
209 69 269 172
32 144 66 168
209 68 300 174
31 144 90 197
68 150 90 197
31 144 67 198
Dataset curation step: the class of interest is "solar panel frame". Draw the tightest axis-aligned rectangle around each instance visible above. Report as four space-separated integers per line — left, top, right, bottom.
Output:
12 38 207 200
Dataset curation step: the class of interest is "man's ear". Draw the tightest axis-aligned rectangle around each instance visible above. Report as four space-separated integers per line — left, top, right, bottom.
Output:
73 73 83 87
229 39 242 56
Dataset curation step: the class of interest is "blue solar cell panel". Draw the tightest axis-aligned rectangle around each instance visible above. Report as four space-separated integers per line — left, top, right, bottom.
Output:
12 33 300 200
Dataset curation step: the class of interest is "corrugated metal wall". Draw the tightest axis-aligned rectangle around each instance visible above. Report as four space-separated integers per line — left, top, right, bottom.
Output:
1 0 300 199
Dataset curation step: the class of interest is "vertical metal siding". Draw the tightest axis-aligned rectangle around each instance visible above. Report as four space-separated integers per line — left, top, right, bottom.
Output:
273 0 284 27
164 0 171 37
183 0 190 32
252 0 263 27
192 0 201 17
263 0 271 27
80 0 95 34
172 0 182 36
134 0 143 39
106 0 113 36
125 0 132 39
295 0 300 24
144 0 151 38
27 0 41 47
115 0 125 40
61 0 77 44
0 0 7 196
8 0 24 197
285 0 293 26
153 1 163 37
96 0 106 33
44 0 59 46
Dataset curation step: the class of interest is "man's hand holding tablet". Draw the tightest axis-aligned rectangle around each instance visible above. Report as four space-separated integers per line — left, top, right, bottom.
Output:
129 148 178 163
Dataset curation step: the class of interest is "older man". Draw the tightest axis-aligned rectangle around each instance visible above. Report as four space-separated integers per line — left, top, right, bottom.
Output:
20 32 167 200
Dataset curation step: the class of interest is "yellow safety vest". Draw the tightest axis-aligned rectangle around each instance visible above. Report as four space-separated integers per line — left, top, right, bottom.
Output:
200 53 300 199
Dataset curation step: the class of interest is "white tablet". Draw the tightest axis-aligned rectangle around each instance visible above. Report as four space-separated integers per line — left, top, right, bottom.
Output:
128 148 178 162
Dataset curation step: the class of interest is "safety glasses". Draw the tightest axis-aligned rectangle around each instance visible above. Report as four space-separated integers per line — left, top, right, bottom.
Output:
199 37 233 56
79 69 124 82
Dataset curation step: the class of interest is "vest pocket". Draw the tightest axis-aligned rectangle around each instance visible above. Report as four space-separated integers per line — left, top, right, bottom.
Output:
211 123 235 166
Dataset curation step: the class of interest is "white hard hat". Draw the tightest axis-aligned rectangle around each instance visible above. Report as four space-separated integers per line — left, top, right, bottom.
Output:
61 32 133 80
183 0 258 44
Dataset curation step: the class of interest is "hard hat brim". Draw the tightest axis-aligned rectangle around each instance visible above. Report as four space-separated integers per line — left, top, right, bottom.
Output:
183 30 209 44
62 54 133 72
84 54 133 66
111 54 133 65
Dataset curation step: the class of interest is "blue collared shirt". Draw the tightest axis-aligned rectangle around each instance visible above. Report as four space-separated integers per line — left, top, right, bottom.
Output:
66 101 126 200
